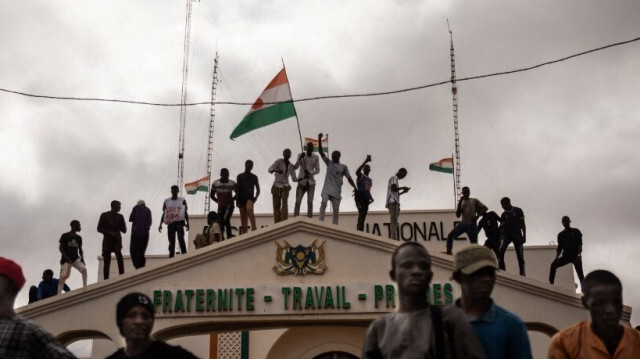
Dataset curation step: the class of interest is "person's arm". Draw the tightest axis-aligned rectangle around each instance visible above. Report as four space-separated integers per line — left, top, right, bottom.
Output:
293 153 303 170
312 155 321 175
97 213 105 234
455 197 464 218
119 214 127 234
476 200 488 220
577 230 583 256
347 176 357 191
210 186 218 202
520 210 526 243
355 156 370 177
268 159 283 174
317 133 326 159
184 199 190 231
158 203 165 232
78 244 85 264
37 282 45 300
59 242 71 264
555 232 563 259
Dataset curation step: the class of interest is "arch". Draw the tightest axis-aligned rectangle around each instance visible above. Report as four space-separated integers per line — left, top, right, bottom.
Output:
267 326 365 359
526 322 559 337
56 329 114 346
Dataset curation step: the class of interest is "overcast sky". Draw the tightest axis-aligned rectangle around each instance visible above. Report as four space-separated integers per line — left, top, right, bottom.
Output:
2 0 639 332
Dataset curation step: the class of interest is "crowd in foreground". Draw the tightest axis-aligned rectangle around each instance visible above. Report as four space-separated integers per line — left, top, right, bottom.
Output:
2 241 640 358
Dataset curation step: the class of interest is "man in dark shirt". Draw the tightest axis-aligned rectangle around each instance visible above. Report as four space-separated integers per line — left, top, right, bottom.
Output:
37 269 70 300
477 211 501 258
549 216 585 285
98 200 127 280
354 155 373 231
211 168 236 239
129 200 152 269
107 292 197 359
498 197 526 276
58 219 87 293
236 160 260 234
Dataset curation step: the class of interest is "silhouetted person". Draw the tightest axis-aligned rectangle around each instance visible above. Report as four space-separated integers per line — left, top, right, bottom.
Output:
0 257 75 358
28 285 38 304
477 211 501 258
386 168 410 240
194 211 222 249
98 201 127 279
159 185 190 257
355 155 373 231
548 270 640 358
211 169 236 239
106 292 197 359
58 219 87 293
362 242 486 358
268 148 296 223
549 216 585 286
129 200 152 269
446 186 487 254
38 269 70 300
293 142 320 218
453 245 533 359
498 197 526 276
236 160 260 234
317 133 357 225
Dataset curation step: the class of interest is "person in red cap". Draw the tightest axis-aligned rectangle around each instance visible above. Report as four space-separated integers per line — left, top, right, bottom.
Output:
0 257 75 358
106 292 197 359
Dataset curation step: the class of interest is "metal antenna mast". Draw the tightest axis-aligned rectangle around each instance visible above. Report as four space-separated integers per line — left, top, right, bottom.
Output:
448 20 461 203
204 52 220 214
177 0 197 191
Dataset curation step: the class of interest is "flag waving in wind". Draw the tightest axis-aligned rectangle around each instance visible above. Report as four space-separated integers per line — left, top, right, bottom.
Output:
230 68 297 140
429 158 454 174
185 176 210 195
304 137 328 153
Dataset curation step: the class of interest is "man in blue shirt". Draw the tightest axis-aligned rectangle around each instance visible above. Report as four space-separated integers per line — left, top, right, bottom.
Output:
37 269 70 300
452 244 532 359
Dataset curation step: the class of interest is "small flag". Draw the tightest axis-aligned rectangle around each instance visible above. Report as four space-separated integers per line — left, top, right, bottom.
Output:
429 158 454 174
185 176 210 195
303 137 329 153
230 68 297 140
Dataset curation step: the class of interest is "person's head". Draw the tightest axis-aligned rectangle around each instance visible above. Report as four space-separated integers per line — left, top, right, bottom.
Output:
452 245 497 301
390 242 433 297
220 168 229 180
582 270 623 330
111 200 121 212
396 168 408 179
244 160 253 173
137 199 146 207
170 185 179 197
562 216 571 229
331 150 341 163
70 219 81 232
461 186 470 199
363 164 371 176
116 293 155 341
283 148 291 161
42 269 54 283
500 197 512 210
305 141 314 155
207 211 218 225
0 257 26 300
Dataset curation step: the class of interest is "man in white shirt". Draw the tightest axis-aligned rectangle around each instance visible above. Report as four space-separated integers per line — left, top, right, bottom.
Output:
159 185 189 257
317 133 357 225
268 148 297 223
386 168 410 240
293 142 321 218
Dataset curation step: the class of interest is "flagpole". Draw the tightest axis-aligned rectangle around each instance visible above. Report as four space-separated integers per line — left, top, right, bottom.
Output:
451 153 457 208
281 58 304 153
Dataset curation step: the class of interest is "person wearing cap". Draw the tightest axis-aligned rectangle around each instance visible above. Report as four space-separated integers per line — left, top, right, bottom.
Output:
129 200 152 269
452 245 532 359
107 292 197 359
362 242 486 358
0 257 76 358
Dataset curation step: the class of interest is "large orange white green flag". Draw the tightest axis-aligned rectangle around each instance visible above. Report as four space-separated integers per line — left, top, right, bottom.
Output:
185 175 210 195
230 68 297 140
303 137 328 153
429 157 454 174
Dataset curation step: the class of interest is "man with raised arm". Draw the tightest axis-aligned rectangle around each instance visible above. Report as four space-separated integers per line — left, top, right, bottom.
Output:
354 155 373 231
445 186 487 255
317 133 357 225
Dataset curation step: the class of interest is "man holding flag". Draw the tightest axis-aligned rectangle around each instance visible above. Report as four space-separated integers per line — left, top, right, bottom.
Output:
293 141 321 218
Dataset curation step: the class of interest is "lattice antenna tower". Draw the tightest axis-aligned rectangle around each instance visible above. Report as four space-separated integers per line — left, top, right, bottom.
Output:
448 20 461 202
204 52 220 213
177 0 198 192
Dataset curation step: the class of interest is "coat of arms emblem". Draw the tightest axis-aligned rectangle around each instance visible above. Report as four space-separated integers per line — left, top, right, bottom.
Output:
273 239 327 275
